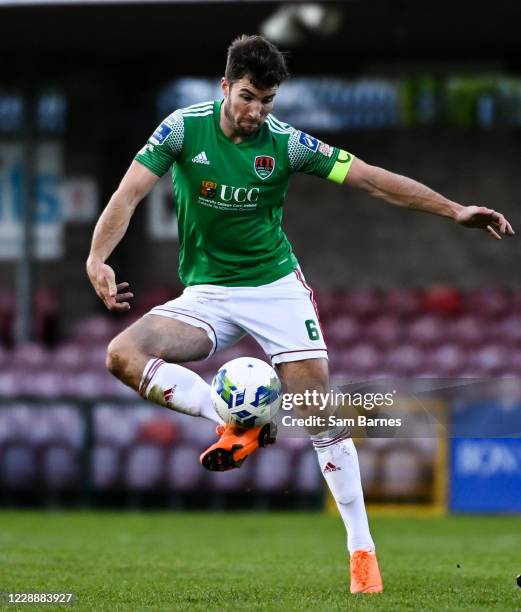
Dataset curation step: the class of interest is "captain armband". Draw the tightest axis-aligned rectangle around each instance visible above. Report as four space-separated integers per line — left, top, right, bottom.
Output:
326 150 355 184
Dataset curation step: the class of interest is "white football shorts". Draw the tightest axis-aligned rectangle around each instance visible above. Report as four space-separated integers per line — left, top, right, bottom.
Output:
148 268 328 365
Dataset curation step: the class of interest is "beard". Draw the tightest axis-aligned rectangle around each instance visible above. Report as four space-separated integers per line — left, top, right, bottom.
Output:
223 99 261 137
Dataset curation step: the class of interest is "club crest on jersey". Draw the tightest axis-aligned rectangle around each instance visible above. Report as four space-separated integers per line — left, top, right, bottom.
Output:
298 131 319 151
254 155 275 180
200 180 217 198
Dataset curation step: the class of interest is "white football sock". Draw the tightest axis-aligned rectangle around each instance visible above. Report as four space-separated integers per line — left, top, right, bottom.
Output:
313 434 375 554
139 358 223 425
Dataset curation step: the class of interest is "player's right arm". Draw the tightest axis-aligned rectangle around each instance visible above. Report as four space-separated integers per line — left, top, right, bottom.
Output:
344 158 514 239
86 161 159 312
87 109 185 312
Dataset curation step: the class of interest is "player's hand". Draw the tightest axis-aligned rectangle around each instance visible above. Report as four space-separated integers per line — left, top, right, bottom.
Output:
86 259 134 312
455 206 515 240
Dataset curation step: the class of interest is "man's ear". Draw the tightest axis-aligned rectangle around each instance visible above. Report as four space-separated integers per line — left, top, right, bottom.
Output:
221 77 229 97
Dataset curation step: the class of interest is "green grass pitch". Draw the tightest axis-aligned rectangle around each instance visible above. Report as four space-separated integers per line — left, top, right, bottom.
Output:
1 511 520 611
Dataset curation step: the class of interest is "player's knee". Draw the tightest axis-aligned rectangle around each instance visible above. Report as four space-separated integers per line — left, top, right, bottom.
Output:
290 382 329 417
106 336 131 380
278 362 329 412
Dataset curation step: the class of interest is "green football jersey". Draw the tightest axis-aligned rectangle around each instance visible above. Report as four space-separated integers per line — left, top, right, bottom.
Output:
135 100 354 287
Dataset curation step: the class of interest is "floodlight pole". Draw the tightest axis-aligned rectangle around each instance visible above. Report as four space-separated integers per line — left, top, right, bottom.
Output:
16 90 36 344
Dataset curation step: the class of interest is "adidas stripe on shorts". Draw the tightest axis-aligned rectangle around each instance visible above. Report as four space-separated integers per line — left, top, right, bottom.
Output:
147 268 328 365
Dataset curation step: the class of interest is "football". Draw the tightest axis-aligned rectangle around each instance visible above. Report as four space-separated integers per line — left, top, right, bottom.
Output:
211 357 282 427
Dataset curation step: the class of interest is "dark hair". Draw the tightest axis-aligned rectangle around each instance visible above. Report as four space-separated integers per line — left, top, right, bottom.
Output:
225 34 290 89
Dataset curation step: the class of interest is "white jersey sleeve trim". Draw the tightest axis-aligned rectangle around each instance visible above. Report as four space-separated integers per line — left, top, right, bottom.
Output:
287 128 310 172
183 110 214 118
266 114 293 135
181 101 214 114
150 109 184 156
267 114 293 132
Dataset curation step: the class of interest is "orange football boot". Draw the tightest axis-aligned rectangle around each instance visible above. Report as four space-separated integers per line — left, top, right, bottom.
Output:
350 550 383 594
200 423 277 471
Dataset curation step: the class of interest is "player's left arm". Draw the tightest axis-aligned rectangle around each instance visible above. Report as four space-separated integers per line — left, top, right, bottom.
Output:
344 157 515 240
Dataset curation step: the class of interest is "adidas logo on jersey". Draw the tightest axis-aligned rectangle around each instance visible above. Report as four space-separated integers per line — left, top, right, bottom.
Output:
192 151 210 165
323 461 341 473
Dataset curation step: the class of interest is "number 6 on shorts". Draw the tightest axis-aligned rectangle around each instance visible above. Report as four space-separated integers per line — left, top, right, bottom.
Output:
305 319 320 341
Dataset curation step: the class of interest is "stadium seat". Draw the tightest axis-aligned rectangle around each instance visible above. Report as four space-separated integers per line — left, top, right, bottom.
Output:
384 344 425 376
423 286 464 315
84 344 110 371
0 443 38 489
2 404 35 441
95 404 139 447
207 458 253 491
470 343 510 375
508 348 521 372
333 343 381 377
449 315 488 346
166 444 207 490
407 315 445 347
51 343 86 371
0 369 19 396
426 343 466 377
326 315 361 348
61 371 110 398
254 446 293 491
495 314 521 346
101 373 137 398
92 444 122 489
180 417 217 445
47 404 84 447
365 315 402 348
42 445 79 489
294 448 322 493
380 447 425 498
20 409 56 446
136 417 179 446
28 371 67 397
125 443 165 490
11 342 51 370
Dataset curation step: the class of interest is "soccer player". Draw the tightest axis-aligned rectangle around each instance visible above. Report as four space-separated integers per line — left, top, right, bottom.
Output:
86 35 514 594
